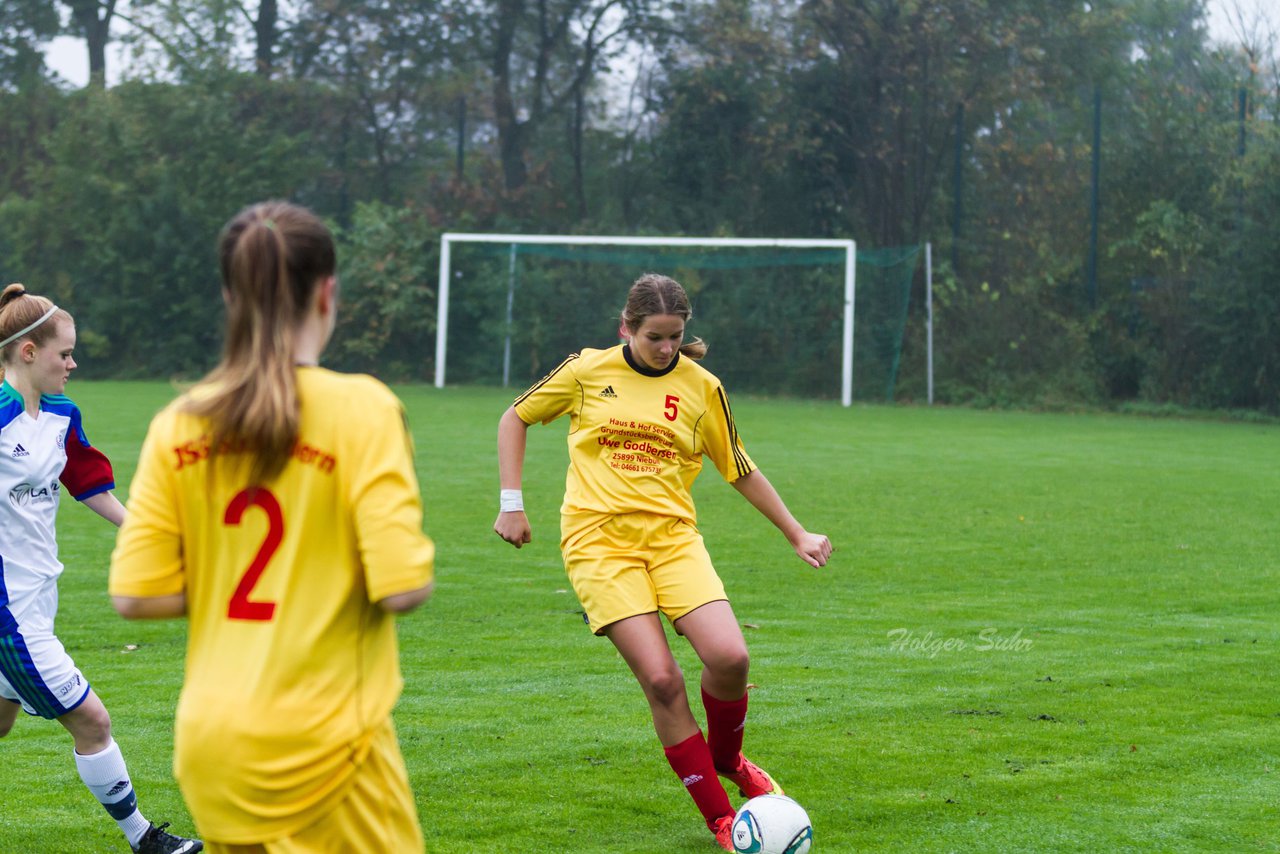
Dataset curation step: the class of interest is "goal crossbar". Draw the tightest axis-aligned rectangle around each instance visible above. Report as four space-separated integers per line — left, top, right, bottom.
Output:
436 233 857 406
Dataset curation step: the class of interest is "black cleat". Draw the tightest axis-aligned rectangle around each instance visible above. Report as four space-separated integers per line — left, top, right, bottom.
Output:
131 822 203 854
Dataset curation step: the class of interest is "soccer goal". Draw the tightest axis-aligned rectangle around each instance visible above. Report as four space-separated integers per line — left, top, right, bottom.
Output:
436 233 862 405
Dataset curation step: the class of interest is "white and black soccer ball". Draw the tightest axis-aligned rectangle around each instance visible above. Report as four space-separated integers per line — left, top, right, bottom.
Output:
731 794 813 854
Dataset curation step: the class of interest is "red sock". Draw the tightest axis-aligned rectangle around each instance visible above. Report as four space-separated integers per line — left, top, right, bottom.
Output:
663 731 734 830
702 688 749 773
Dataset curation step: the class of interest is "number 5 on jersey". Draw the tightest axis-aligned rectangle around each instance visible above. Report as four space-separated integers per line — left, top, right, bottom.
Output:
224 487 283 621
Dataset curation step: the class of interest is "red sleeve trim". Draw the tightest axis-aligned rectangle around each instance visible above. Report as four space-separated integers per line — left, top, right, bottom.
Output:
61 422 116 500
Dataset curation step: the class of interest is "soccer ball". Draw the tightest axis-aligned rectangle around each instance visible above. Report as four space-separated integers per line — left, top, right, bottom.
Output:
731 794 813 854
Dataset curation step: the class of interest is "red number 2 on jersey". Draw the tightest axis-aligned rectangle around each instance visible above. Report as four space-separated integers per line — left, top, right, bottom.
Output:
224 487 283 621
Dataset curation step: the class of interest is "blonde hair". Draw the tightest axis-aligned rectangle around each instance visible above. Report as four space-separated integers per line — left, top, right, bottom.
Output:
0 283 73 382
620 273 707 360
183 201 335 484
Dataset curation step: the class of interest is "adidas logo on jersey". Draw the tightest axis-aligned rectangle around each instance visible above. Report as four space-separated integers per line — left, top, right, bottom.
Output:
599 386 617 398
11 444 29 458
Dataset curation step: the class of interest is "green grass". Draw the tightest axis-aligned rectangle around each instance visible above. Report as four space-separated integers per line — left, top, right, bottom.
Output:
2 382 1278 852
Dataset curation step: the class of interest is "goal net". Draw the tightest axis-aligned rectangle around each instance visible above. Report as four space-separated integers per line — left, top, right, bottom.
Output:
435 234 918 405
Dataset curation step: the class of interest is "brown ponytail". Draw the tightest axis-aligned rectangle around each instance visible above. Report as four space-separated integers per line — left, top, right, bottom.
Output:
183 201 335 484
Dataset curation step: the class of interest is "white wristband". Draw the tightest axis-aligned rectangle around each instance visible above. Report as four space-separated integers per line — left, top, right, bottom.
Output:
500 489 524 513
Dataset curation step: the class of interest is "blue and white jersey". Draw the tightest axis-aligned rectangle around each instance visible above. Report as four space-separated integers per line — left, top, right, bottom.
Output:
0 381 114 631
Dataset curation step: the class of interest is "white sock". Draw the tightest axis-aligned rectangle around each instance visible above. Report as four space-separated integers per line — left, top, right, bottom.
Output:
74 739 151 846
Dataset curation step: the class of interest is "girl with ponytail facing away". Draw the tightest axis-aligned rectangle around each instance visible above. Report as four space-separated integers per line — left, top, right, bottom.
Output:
110 201 435 853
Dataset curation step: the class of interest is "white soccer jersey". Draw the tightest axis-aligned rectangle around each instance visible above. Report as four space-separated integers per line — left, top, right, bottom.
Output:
0 380 114 630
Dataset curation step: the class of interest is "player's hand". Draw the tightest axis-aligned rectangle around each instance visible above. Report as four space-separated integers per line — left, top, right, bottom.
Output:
792 531 832 568
494 511 533 548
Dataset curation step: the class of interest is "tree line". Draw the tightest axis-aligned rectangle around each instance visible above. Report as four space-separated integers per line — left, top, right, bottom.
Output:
1 0 1277 412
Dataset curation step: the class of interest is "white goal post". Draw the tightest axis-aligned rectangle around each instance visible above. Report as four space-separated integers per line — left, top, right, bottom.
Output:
436 233 858 406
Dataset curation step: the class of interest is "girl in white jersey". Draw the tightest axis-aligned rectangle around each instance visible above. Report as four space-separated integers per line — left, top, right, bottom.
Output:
494 273 832 850
0 284 201 853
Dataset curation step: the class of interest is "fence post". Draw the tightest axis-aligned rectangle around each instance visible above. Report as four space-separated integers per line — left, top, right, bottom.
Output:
926 242 934 406
1087 86 1101 309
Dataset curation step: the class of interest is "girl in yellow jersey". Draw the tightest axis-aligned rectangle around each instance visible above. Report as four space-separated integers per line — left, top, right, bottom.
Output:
494 273 832 850
109 201 435 853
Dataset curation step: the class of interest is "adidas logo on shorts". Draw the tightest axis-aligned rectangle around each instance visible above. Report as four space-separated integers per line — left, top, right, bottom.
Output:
599 386 617 398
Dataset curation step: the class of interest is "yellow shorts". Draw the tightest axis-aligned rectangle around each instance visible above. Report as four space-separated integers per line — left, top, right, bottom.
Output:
562 512 727 635
204 717 424 854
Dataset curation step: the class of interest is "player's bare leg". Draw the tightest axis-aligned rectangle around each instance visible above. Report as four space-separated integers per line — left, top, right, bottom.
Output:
678 601 784 799
0 698 19 738
59 690 202 853
676 600 750 702
58 688 113 753
606 613 735 840
607 612 699 745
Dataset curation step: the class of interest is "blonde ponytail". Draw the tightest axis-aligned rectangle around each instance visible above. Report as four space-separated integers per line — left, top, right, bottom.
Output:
184 202 335 484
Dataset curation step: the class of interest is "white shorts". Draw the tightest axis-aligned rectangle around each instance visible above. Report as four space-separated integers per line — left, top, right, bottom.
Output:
0 578 91 719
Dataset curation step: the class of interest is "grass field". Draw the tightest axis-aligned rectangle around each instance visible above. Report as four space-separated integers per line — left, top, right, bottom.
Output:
1 382 1277 853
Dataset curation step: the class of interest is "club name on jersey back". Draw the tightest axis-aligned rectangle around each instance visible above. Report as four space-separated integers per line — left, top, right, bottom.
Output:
171 433 336 475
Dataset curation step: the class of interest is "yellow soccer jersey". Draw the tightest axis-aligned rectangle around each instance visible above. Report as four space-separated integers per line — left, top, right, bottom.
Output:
109 367 434 842
514 344 755 539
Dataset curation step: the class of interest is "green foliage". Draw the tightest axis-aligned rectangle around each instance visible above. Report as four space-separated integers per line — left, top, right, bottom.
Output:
0 0 58 88
0 1 1278 413
328 201 438 380
645 2 815 235
112 0 255 79
0 80 61 205
1197 122 1280 412
924 263 1104 409
0 72 328 378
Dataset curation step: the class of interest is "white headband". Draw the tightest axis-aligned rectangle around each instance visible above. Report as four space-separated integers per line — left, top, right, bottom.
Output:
0 305 59 350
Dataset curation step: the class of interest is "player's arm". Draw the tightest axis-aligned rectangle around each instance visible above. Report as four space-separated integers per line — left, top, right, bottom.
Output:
112 592 187 619
82 490 126 528
731 470 832 568
61 410 121 525
351 394 435 614
493 405 533 548
377 580 435 614
108 415 189 620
